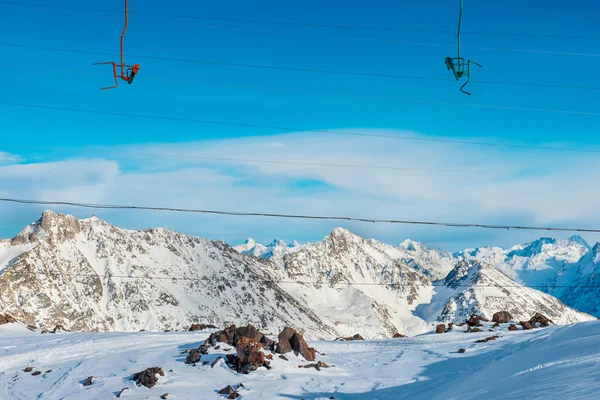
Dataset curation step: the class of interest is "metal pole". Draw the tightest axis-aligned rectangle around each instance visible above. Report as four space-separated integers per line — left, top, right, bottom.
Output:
120 0 129 78
457 0 462 61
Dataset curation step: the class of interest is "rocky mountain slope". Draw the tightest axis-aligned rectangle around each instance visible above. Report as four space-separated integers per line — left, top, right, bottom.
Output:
0 211 334 337
0 212 594 338
415 260 592 324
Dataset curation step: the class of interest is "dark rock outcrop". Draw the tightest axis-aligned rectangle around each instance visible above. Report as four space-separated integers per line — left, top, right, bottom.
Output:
83 376 93 386
466 314 489 327
185 349 201 364
476 335 499 343
436 324 445 334
458 348 466 353
189 323 218 331
529 313 553 327
393 332 407 338
520 321 534 330
276 327 316 361
132 367 164 388
508 324 518 331
492 311 512 324
0 314 16 325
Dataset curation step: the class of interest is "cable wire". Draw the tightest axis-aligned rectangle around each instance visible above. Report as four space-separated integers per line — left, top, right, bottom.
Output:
10 62 600 120
3 0 600 41
4 42 600 92
2 197 600 233
2 100 600 154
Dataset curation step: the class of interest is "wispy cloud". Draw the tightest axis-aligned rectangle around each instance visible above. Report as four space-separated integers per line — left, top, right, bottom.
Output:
1 130 599 249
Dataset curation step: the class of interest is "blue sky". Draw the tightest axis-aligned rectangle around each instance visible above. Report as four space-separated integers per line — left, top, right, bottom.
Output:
1 0 600 250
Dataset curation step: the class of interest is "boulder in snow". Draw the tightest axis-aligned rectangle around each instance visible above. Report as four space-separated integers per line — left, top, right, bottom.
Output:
132 367 164 388
492 311 512 324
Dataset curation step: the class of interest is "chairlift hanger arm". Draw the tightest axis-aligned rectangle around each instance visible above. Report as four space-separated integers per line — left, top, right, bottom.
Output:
93 0 140 90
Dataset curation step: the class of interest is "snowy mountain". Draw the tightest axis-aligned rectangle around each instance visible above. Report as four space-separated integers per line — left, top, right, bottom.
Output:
0 213 594 338
237 228 594 334
0 211 333 337
415 260 593 324
458 235 591 285
270 227 435 337
550 243 600 316
234 238 305 261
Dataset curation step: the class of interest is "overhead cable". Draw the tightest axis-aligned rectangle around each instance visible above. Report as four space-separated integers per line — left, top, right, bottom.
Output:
2 197 600 233
2 1 600 41
3 43 600 92
1 101 600 154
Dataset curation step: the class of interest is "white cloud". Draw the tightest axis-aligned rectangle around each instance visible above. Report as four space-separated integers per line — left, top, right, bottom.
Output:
1 130 600 249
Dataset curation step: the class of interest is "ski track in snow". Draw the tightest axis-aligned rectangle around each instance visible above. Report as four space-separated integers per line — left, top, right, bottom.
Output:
2 321 600 399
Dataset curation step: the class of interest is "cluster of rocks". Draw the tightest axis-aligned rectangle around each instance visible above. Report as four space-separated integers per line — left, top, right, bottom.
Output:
520 313 554 330
185 324 318 376
0 314 16 325
392 333 407 338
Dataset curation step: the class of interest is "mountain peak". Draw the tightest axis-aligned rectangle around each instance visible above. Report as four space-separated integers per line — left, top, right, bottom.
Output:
12 210 81 244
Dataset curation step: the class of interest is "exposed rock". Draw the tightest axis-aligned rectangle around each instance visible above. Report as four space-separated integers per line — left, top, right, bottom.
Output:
189 323 217 331
206 324 274 350
265 353 273 360
458 348 466 353
508 324 519 331
436 324 445 334
338 334 364 341
45 370 52 373
0 314 17 325
476 335 499 343
185 349 201 364
24 367 34 373
31 371 41 376
469 327 483 333
393 333 407 338
520 321 535 330
132 367 164 388
492 311 512 324
160 394 169 400
276 327 316 361
83 376 93 386
447 323 454 331
299 361 330 371
218 385 235 395
529 313 553 327
466 314 489 327
116 388 129 398
275 327 295 354
228 393 240 399
211 356 223 368
278 355 289 361
236 337 265 367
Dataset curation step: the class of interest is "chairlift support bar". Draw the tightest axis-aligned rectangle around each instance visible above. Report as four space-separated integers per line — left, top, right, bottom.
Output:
93 0 140 90
445 0 481 95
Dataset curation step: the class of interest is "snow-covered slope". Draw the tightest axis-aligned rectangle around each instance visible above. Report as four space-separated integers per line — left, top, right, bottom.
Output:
551 243 600 316
416 260 594 324
0 211 333 337
271 228 435 337
2 320 600 399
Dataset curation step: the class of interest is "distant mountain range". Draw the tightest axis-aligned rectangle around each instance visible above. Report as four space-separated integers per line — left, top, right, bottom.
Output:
0 211 595 339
